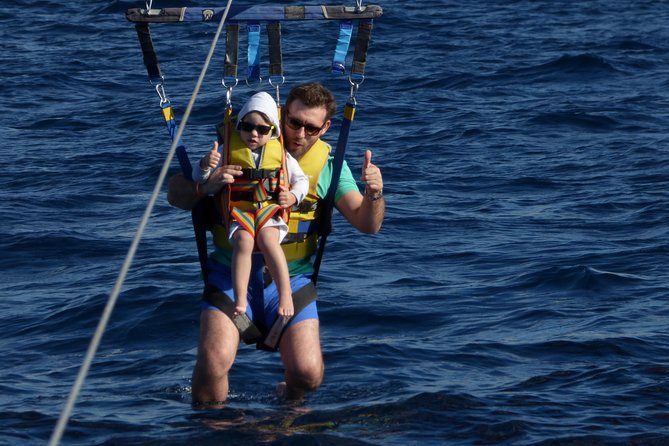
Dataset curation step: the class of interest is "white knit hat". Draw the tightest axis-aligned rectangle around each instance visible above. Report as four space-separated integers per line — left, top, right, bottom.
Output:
236 91 280 138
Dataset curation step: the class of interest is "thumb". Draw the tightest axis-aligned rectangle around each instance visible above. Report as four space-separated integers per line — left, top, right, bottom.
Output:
211 141 219 153
362 149 372 172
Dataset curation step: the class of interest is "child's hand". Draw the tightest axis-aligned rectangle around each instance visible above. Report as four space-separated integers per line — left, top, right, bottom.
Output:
277 185 296 209
200 143 221 169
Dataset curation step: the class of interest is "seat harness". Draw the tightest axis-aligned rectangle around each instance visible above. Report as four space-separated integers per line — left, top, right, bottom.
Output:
129 2 379 350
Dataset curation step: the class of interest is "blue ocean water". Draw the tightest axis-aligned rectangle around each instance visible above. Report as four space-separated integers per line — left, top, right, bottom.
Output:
2 0 669 444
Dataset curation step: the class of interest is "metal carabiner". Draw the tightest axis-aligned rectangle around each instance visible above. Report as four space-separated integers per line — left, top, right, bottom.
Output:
221 77 238 108
150 75 168 104
155 82 168 105
269 75 285 104
348 74 364 104
225 86 233 108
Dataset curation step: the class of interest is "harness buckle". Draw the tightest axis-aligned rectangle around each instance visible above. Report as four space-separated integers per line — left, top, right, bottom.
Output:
294 200 318 213
242 168 279 180
282 233 308 244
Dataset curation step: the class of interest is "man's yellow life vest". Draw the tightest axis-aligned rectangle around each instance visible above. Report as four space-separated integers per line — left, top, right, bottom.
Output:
281 139 330 262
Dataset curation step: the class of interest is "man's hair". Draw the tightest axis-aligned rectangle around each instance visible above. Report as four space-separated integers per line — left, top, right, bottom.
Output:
285 82 337 122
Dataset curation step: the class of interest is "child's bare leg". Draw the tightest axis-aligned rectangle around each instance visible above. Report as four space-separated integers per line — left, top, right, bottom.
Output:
231 229 254 316
257 226 294 317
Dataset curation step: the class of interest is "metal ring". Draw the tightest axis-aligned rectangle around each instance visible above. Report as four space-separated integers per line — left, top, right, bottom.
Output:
222 77 238 89
245 77 264 89
268 75 285 88
349 73 365 87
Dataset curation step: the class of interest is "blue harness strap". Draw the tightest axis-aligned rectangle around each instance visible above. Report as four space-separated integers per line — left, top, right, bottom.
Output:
312 99 355 283
312 18 374 284
246 23 261 83
134 23 193 178
160 101 192 179
331 21 353 75
134 22 210 279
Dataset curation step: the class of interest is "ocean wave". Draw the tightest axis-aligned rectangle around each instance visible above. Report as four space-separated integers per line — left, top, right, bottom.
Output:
494 53 619 85
528 110 620 130
514 265 645 291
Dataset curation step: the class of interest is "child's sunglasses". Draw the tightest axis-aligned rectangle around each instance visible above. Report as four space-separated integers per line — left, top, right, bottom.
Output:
238 121 274 135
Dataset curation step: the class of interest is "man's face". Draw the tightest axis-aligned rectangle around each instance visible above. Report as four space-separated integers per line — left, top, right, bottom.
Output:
282 99 331 160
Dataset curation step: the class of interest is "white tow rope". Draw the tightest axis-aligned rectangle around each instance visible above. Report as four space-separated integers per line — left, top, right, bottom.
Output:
48 1 234 444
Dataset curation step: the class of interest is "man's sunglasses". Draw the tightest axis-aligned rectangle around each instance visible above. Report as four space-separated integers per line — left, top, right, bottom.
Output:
238 121 274 135
285 115 325 136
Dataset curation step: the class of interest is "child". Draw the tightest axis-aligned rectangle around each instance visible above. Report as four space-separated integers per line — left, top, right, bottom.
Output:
194 92 309 321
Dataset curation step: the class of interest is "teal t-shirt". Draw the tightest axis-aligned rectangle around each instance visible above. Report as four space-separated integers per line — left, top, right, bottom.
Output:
318 156 359 204
212 156 360 275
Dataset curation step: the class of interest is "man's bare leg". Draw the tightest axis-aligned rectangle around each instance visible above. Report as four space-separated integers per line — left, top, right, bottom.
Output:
191 309 240 406
279 318 324 401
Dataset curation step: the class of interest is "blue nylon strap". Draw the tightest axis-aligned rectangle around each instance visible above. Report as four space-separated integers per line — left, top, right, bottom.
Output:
246 23 261 82
312 100 355 283
161 101 193 180
162 102 178 140
324 102 354 205
159 100 207 282
332 21 353 75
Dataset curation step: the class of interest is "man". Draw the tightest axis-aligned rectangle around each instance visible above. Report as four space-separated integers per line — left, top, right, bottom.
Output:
167 82 384 405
